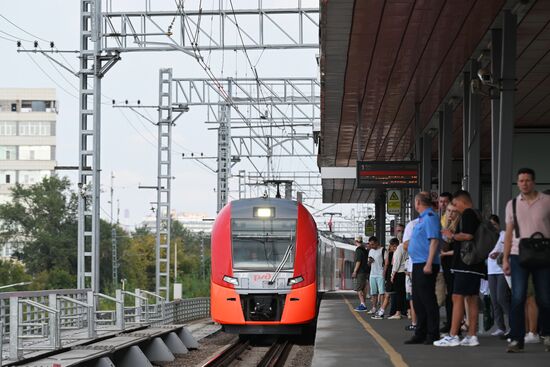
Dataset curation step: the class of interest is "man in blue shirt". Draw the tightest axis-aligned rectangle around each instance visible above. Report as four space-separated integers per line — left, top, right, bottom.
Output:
405 192 441 345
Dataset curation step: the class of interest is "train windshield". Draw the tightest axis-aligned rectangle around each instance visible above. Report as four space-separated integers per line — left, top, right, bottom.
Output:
231 219 296 271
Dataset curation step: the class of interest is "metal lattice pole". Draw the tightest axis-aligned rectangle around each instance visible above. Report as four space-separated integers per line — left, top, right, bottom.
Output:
217 79 232 213
77 0 102 292
112 227 118 287
156 68 173 299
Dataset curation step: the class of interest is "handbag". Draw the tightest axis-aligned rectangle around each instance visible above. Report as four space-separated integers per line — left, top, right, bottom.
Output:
513 198 550 268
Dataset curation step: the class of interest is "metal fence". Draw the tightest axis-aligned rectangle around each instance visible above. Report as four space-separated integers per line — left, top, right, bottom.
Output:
0 288 210 364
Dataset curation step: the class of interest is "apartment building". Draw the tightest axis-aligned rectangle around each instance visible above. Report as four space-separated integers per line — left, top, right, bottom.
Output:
0 88 57 257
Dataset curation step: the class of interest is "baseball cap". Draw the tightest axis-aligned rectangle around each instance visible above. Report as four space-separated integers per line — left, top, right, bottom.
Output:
355 235 363 242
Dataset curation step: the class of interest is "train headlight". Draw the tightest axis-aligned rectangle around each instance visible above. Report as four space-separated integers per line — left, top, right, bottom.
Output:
223 275 239 286
287 275 304 286
254 207 274 218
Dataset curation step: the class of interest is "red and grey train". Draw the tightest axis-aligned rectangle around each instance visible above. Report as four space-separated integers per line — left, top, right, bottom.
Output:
210 197 355 335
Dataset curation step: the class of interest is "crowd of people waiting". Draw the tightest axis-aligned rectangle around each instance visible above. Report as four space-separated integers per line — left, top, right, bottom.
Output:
351 167 550 352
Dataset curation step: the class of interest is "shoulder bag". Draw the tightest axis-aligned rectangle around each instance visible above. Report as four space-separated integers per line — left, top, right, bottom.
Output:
513 198 550 268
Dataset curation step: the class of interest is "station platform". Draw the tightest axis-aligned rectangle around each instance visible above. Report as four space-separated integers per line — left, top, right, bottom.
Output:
9 319 219 367
312 291 549 367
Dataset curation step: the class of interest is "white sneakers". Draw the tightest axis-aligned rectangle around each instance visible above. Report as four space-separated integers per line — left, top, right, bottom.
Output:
433 335 460 347
460 336 480 347
491 329 505 337
433 335 479 347
525 332 540 344
388 314 403 320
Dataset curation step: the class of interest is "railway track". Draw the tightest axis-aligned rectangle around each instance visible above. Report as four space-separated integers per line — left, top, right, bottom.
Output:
202 338 293 367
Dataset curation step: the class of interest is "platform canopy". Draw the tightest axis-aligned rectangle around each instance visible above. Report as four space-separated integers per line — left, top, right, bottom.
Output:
319 0 550 203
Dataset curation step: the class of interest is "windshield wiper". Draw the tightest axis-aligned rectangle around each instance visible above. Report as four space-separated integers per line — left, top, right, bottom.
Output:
268 231 294 285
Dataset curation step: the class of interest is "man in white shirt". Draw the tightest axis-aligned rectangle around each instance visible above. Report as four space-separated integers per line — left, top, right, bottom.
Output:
391 237 408 319
367 236 385 315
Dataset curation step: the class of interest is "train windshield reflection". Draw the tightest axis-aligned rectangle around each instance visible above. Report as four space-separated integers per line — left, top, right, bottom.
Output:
231 219 296 270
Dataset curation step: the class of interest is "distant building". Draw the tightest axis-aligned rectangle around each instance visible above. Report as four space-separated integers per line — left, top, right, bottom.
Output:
0 88 57 258
141 211 214 234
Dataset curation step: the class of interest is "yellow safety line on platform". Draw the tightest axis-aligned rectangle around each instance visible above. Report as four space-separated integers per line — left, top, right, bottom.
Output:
343 295 408 367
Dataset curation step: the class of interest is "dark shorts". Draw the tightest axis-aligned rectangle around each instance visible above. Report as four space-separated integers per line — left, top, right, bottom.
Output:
453 272 482 295
385 279 394 293
354 272 368 291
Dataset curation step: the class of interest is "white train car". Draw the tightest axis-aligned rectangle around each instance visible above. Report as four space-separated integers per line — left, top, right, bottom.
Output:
318 232 356 292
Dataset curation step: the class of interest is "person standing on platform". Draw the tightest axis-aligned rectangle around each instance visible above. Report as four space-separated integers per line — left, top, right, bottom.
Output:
404 193 441 345
487 214 510 337
439 192 453 227
502 168 550 353
372 238 399 319
367 236 386 315
352 235 370 312
390 236 407 320
403 216 419 331
434 190 484 347
440 202 459 333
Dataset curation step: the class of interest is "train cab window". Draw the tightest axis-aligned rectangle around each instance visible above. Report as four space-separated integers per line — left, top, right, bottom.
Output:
231 219 296 271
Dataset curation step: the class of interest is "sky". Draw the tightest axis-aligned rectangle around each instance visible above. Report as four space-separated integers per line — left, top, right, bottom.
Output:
0 0 367 231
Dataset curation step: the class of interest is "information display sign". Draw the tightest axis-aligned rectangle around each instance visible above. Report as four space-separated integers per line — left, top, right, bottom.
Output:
356 161 420 188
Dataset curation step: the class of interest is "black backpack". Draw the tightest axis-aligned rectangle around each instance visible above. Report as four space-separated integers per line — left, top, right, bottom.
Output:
460 210 499 265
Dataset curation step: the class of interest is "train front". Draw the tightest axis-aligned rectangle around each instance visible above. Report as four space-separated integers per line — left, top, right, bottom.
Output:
210 197 318 335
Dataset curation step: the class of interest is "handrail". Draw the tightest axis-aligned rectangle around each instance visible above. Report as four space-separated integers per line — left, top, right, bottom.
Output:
121 290 146 301
19 299 57 314
0 288 90 300
57 294 95 338
139 290 165 301
2 291 210 363
94 291 124 331
139 290 166 321
95 292 120 303
57 296 89 308
16 297 61 355
122 290 150 324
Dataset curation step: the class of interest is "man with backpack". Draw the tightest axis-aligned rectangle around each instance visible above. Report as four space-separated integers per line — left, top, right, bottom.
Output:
434 190 486 347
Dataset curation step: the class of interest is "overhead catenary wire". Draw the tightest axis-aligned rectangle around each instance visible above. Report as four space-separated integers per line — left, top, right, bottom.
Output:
21 41 214 177
0 13 50 43
0 33 18 43
23 49 79 99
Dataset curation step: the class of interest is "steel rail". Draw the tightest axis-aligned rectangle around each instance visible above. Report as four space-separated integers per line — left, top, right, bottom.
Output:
257 339 293 367
202 339 250 367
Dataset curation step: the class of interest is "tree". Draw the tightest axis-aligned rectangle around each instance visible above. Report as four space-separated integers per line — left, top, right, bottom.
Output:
118 228 156 291
0 176 78 284
0 259 32 289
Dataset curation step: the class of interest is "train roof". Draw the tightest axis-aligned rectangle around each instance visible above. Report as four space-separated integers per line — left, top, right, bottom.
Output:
230 197 298 219
334 241 356 251
319 233 356 252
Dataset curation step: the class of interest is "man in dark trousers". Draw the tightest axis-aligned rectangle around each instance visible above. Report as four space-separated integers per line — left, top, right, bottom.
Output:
502 168 550 353
404 192 441 345
352 235 370 311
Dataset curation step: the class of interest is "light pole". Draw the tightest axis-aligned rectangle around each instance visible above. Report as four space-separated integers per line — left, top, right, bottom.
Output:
0 282 31 291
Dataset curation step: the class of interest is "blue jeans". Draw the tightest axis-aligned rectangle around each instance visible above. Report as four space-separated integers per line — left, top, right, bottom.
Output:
509 255 550 344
